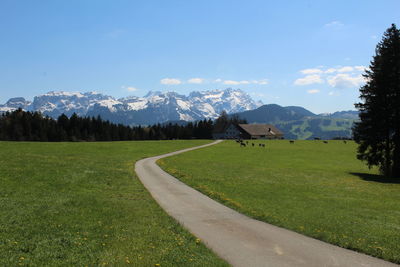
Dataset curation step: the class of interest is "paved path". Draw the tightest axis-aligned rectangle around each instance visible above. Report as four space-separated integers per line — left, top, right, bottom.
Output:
135 140 397 267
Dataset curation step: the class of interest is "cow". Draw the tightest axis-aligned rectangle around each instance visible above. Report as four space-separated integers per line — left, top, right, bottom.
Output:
289 140 295 144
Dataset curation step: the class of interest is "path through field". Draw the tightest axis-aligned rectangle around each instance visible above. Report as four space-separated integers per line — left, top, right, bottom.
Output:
135 140 397 267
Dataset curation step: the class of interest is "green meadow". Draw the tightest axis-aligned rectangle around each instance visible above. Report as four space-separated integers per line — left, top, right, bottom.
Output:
159 140 400 264
0 141 228 266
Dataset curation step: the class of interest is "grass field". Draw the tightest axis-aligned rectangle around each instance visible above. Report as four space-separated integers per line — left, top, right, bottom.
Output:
159 140 400 263
0 141 228 266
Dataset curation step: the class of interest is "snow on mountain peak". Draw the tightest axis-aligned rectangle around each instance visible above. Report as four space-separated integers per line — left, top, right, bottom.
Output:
144 90 163 97
1 88 260 124
43 91 84 98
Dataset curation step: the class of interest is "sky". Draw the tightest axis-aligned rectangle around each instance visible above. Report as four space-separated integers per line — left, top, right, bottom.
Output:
0 0 399 113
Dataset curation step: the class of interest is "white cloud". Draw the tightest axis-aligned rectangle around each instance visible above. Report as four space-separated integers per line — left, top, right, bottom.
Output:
223 80 240 85
209 78 269 85
122 85 139 92
325 68 337 74
325 21 344 27
328 91 334 96
337 66 354 73
323 65 366 74
325 67 352 73
187 78 204 84
221 79 268 85
256 79 269 85
160 78 182 85
294 74 323 86
327 74 365 89
300 68 323 74
307 89 320 94
223 80 242 85
295 65 367 90
354 65 367 72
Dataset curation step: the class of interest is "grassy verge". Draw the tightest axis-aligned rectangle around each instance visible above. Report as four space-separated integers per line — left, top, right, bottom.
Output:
0 141 228 266
159 140 400 263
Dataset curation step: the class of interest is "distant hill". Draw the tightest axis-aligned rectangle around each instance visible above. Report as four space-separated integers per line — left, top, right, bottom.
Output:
233 104 316 123
319 110 359 120
233 104 357 140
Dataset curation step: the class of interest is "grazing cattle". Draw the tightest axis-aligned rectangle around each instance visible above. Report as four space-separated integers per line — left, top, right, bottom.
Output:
323 141 328 144
240 142 246 147
343 140 347 144
289 140 294 144
252 143 255 147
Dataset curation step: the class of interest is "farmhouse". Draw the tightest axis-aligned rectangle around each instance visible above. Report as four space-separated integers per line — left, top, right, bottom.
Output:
213 123 284 139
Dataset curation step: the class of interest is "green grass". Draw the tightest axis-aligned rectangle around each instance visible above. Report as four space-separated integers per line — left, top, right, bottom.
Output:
159 140 400 264
0 141 228 267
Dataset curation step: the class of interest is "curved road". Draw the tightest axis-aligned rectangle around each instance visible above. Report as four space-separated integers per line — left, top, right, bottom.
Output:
135 140 397 267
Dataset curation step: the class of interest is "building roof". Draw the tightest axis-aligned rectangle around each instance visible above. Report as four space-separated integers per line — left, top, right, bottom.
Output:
237 124 283 136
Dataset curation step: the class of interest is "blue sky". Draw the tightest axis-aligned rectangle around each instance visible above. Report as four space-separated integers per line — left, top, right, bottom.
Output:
1 0 399 113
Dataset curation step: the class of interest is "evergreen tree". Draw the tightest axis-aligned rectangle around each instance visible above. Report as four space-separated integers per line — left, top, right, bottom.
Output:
213 110 229 133
353 24 400 178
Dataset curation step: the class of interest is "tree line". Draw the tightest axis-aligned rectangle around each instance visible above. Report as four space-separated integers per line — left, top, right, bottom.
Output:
0 108 243 141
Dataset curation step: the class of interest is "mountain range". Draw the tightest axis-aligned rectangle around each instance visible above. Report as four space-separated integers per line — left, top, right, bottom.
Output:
0 89 262 125
0 88 358 139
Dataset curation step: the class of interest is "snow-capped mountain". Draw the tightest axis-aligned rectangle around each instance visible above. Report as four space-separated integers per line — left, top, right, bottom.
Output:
0 97 32 112
0 88 262 125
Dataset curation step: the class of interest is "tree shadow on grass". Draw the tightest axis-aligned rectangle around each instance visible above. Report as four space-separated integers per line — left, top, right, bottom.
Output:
349 172 400 184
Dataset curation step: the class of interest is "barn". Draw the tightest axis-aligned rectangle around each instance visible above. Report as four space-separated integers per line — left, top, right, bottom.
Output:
213 123 284 139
